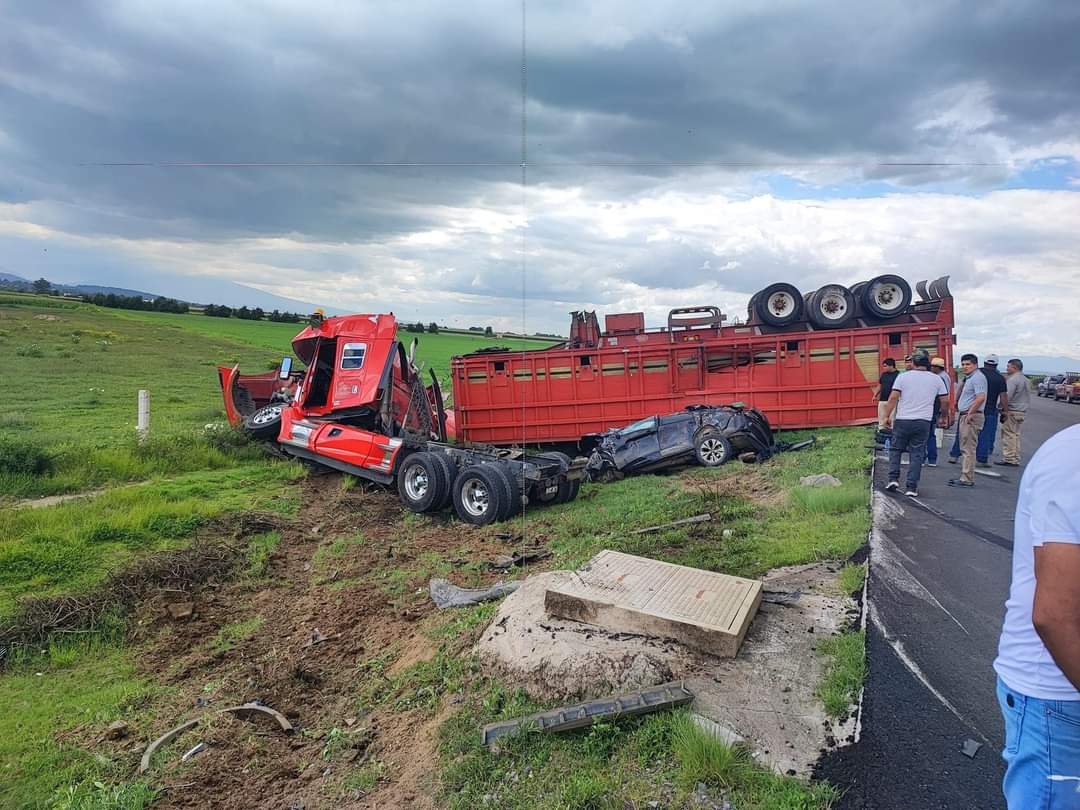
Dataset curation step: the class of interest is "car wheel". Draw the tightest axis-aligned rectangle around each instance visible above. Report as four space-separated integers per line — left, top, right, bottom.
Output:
452 464 509 525
694 430 733 467
397 452 448 513
861 274 912 319
807 284 855 329
753 283 804 327
243 405 283 440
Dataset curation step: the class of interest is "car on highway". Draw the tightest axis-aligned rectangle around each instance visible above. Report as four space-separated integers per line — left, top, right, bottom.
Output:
1038 374 1064 397
1054 372 1080 402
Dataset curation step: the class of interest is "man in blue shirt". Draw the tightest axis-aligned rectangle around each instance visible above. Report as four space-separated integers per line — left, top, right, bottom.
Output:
948 354 988 488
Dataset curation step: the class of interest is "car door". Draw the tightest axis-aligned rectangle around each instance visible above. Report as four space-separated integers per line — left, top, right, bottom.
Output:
657 412 696 458
611 417 660 471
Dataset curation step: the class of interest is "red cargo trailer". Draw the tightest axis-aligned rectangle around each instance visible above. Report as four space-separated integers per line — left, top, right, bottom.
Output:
450 275 955 444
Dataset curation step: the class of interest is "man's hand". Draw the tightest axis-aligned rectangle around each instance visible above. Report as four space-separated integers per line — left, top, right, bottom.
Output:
1033 542 1080 691
1000 412 1007 424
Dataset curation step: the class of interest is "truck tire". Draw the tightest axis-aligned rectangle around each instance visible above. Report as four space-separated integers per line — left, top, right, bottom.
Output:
491 462 523 519
807 284 855 329
452 464 509 525
397 452 448 514
861 274 911 320
694 428 732 467
753 283 804 327
535 451 578 505
428 452 457 510
243 405 283 440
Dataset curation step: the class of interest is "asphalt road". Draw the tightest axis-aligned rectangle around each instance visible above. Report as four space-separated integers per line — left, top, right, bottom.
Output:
817 393 1080 810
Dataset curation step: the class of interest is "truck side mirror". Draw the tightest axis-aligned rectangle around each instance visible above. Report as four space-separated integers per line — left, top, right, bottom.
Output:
279 356 292 379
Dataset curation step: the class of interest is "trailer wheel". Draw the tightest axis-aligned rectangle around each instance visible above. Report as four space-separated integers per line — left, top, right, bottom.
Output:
452 464 508 525
861 274 911 320
753 283 804 327
428 453 457 510
243 405 283 440
807 284 855 329
397 452 448 514
535 451 577 505
494 462 522 520
694 429 732 467
556 477 581 504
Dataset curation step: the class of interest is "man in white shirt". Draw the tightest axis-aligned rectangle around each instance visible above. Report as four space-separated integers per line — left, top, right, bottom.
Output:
993 424 1080 809
882 351 949 497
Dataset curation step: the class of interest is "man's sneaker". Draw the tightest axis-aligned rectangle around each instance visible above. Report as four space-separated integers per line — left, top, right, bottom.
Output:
885 481 900 491
905 489 918 497
995 461 1019 467
948 457 958 464
948 479 975 488
977 461 991 468
926 462 938 467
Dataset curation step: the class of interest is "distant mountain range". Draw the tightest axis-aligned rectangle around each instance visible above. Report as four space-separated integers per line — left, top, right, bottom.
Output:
0 271 344 315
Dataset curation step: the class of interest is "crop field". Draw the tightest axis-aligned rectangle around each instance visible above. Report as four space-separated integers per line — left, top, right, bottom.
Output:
0 294 870 810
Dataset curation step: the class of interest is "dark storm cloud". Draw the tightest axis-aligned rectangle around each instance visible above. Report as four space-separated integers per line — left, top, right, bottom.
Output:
3 0 1080 246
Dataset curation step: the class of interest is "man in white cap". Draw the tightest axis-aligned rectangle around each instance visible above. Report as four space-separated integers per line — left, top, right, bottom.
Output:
924 357 953 466
977 353 1009 467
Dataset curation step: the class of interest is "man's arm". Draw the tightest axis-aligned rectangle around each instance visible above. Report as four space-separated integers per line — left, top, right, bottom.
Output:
1033 543 1080 690
871 382 881 402
965 393 986 417
883 390 900 426
936 393 950 425
999 386 1009 413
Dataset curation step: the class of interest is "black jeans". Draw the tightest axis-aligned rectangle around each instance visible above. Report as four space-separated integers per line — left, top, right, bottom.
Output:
888 418 931 490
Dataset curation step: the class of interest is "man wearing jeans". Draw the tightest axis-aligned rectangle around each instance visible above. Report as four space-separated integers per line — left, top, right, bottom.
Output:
882 351 948 497
949 354 988 488
993 424 1080 809
977 354 1009 467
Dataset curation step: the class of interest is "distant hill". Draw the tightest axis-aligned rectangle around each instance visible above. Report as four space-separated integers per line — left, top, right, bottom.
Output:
1021 356 1080 375
0 270 344 315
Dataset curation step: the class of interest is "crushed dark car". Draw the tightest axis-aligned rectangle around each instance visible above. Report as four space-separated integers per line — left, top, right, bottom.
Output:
583 404 811 480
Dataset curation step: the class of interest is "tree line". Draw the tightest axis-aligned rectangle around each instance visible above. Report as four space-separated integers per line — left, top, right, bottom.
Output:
85 292 189 313
204 304 303 322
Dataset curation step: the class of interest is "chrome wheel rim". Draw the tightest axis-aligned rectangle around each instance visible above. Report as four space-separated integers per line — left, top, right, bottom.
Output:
870 281 903 312
404 465 429 501
818 289 848 320
251 406 281 425
462 479 490 517
767 291 796 317
699 438 727 464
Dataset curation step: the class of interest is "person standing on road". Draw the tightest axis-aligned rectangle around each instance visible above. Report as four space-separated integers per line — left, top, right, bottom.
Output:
925 356 953 466
993 423 1080 810
977 354 1009 467
998 359 1030 468
948 354 987 489
872 358 900 431
882 351 948 497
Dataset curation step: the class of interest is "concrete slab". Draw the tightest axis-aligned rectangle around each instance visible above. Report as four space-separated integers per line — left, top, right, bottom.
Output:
544 550 763 657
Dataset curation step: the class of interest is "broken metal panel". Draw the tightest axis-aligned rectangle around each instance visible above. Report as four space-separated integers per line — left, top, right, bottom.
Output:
480 681 693 747
545 551 762 657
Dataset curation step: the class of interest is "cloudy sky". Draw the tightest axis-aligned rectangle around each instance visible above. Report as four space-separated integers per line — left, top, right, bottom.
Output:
2 0 1079 358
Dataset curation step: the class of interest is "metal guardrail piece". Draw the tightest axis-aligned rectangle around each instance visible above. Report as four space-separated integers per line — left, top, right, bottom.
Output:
480 680 694 747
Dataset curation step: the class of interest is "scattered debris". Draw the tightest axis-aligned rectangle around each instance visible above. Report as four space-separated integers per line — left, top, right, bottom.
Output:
762 589 803 606
165 601 195 621
631 514 711 535
489 547 552 570
960 738 982 759
799 474 842 488
690 713 744 747
301 629 341 648
974 468 1004 479
103 720 129 740
181 742 207 762
545 551 762 657
721 529 734 539
219 702 295 733
429 578 520 609
140 719 200 773
480 681 694 748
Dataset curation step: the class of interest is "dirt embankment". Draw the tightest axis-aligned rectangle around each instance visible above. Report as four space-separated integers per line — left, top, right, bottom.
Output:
82 474 516 810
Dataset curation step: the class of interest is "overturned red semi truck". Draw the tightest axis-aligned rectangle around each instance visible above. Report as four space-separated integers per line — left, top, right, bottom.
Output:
449 274 956 444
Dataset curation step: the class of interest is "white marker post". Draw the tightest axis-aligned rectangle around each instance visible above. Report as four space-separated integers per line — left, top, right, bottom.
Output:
137 389 150 442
